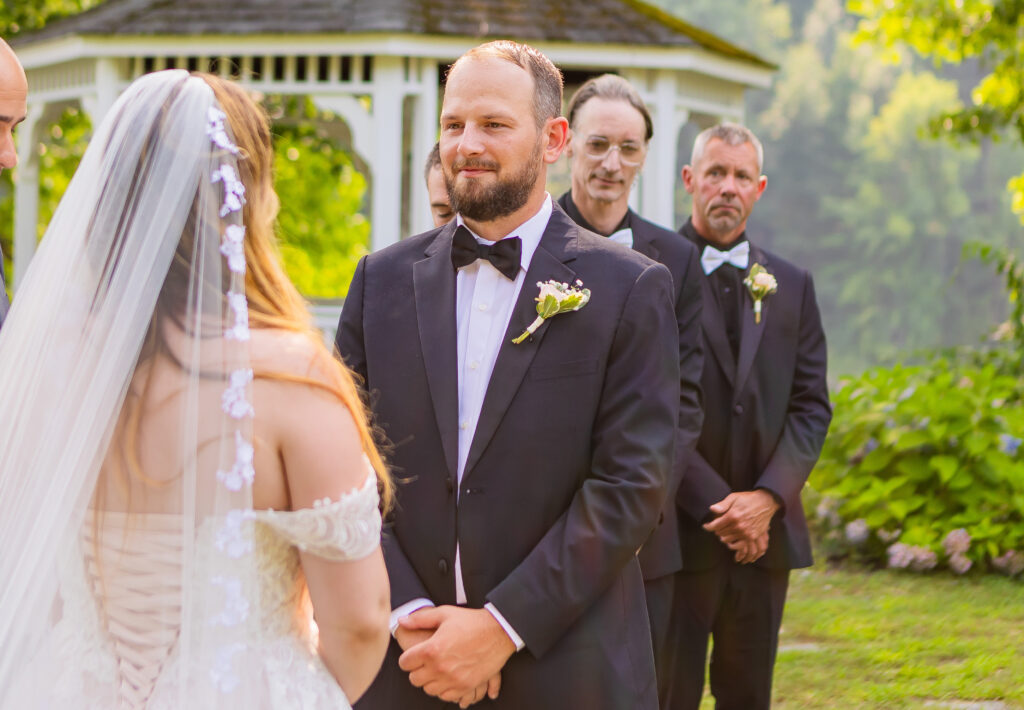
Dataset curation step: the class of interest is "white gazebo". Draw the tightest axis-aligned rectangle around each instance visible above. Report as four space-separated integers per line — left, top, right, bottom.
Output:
11 0 774 290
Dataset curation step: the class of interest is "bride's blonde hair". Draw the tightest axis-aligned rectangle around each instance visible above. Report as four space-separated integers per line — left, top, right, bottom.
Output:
109 72 392 512
205 73 393 511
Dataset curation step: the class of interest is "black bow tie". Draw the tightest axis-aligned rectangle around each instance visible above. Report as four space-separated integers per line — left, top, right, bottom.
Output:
450 225 522 280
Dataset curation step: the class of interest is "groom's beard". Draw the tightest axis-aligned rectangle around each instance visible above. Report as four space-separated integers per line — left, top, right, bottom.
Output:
445 138 543 223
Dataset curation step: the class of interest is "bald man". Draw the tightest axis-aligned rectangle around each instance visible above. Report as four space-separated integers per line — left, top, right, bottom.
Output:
0 39 27 326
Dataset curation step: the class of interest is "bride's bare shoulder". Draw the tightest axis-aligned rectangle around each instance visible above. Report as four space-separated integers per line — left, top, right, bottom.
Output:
248 328 338 385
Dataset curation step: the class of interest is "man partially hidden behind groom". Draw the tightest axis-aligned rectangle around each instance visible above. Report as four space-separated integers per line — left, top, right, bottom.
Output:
337 41 679 709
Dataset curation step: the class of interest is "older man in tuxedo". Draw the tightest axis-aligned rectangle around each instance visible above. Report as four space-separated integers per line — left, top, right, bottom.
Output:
0 39 27 326
338 41 679 709
556 73 703 708
671 123 832 709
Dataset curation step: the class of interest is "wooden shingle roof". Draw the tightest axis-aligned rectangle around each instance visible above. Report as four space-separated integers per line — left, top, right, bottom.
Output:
18 0 772 68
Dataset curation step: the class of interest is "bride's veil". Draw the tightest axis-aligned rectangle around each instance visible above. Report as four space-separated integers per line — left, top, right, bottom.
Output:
0 70 262 707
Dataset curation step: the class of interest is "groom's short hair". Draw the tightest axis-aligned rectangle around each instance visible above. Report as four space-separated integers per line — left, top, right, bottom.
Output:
450 40 563 129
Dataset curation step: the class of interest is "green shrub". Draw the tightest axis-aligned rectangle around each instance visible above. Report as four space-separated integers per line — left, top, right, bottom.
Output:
270 96 370 299
809 245 1024 577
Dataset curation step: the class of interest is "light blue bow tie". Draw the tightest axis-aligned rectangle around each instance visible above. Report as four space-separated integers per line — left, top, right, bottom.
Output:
701 241 750 275
607 228 633 248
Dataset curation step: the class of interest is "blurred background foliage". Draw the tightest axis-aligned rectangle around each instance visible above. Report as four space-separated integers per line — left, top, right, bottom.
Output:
265 95 369 299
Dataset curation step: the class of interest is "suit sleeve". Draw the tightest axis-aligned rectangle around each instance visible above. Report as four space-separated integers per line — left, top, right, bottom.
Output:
335 256 368 378
676 451 733 523
485 263 679 658
755 273 832 507
669 244 705 507
674 247 732 523
336 256 434 609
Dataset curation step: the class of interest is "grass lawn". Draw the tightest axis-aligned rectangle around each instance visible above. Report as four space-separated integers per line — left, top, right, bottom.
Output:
699 566 1024 709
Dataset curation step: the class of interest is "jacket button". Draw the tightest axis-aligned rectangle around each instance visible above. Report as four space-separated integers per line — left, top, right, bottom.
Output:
445 476 454 494
733 404 743 415
438 558 450 575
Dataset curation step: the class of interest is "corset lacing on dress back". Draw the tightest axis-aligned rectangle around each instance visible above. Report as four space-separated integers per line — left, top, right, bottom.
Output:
64 465 380 710
83 514 183 709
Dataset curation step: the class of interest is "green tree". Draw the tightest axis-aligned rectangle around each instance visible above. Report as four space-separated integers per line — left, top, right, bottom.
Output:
849 0 1024 221
271 98 370 299
0 0 99 35
817 70 1020 364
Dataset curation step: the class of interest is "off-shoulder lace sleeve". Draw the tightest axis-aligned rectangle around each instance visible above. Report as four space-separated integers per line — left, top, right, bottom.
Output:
251 464 381 562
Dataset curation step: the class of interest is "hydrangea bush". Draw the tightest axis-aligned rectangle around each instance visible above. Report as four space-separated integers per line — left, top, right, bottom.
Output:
809 353 1024 576
809 245 1024 576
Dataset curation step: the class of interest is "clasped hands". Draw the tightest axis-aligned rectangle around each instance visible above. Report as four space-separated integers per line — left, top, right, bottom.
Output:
703 489 780 564
395 605 515 708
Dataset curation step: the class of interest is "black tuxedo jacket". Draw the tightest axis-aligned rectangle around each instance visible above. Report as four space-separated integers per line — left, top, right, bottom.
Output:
678 220 831 571
556 192 704 581
337 204 679 709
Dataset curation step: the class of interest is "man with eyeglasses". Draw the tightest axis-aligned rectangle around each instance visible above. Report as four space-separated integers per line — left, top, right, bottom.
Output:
557 73 704 709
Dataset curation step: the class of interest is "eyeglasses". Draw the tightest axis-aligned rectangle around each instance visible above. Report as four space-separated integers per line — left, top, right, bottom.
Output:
581 136 646 166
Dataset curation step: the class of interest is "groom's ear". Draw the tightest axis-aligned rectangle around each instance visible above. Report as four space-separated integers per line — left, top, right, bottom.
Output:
542 117 570 165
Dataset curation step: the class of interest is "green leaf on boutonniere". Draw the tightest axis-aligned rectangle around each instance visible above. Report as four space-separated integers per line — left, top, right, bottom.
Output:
511 279 592 345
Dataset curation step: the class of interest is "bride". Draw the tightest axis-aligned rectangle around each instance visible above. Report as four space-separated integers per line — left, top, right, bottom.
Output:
0 70 391 708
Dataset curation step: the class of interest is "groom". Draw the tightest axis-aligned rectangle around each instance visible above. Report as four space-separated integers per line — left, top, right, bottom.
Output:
337 40 679 709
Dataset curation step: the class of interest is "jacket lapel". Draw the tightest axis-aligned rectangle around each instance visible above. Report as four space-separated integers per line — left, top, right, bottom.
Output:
679 219 736 385
699 274 736 387
735 243 769 396
413 223 460 482
628 214 660 263
463 207 579 478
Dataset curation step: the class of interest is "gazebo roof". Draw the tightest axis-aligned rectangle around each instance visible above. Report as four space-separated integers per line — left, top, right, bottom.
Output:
17 0 773 68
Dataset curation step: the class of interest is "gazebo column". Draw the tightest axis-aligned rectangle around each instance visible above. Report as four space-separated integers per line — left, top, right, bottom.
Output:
12 102 45 290
370 56 404 251
640 69 686 230
409 59 439 237
81 57 123 125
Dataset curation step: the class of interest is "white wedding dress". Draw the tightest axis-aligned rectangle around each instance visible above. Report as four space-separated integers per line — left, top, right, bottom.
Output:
32 468 381 709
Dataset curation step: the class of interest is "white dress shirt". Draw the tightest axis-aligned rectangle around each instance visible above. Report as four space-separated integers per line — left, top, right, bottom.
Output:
389 195 553 651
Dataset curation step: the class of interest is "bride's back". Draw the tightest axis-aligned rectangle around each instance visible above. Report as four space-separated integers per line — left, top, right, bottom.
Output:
95 326 348 515
0 70 391 709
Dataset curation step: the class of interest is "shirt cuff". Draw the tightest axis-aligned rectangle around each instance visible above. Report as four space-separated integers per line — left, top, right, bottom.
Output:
484 602 525 652
389 598 434 636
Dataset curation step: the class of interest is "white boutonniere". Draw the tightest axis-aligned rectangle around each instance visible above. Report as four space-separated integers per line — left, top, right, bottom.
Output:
511 279 591 344
743 263 777 324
